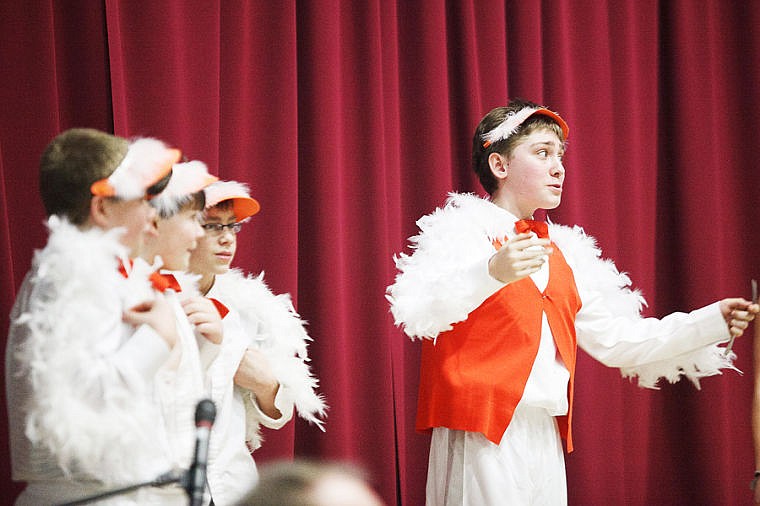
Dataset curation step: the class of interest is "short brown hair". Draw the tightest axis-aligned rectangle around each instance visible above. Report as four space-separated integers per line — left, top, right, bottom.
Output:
39 128 128 224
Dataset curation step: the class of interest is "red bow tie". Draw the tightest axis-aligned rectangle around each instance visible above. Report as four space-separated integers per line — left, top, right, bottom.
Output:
118 259 132 278
118 260 181 292
150 272 182 292
514 219 549 239
208 297 229 318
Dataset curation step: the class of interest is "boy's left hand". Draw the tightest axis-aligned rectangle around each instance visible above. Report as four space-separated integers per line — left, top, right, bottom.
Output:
182 296 224 344
719 298 759 337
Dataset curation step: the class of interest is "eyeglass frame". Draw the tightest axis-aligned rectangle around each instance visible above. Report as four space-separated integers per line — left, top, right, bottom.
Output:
201 222 244 235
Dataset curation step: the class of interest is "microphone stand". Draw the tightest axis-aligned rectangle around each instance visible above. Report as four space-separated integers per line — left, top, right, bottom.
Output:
56 469 186 506
55 399 215 506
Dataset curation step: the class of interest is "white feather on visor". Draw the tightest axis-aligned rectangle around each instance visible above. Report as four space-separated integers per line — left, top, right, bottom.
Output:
481 106 569 148
203 180 261 221
90 138 181 199
150 160 219 217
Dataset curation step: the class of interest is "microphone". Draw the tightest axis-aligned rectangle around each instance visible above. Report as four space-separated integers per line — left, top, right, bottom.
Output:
185 399 216 506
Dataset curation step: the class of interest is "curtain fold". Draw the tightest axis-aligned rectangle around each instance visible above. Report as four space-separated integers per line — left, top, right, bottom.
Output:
2 1 758 504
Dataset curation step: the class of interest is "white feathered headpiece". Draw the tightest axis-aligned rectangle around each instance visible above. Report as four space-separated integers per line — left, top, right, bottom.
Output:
90 137 180 200
481 106 569 148
150 160 218 217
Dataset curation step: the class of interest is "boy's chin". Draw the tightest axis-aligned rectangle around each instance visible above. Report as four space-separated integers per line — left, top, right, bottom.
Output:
163 257 190 272
213 257 233 270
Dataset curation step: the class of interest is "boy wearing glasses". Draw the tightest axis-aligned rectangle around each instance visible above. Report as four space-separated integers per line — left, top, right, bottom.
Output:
185 180 326 505
5 129 189 504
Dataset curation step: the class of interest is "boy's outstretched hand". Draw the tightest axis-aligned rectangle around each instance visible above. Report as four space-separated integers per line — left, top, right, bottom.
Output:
719 298 759 337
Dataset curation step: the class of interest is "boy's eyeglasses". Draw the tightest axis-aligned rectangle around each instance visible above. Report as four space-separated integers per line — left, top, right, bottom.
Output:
202 222 243 235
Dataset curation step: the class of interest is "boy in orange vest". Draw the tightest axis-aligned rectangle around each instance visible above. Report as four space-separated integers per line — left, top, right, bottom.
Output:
387 99 758 505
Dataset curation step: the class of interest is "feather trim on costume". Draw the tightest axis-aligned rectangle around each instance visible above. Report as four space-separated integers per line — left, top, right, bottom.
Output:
481 107 541 146
548 223 645 320
150 160 218 218
619 346 737 389
550 223 737 389
210 270 327 444
90 138 180 200
387 193 511 340
10 216 170 483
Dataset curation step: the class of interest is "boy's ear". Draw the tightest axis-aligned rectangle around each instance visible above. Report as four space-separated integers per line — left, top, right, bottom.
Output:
488 152 508 180
89 195 112 228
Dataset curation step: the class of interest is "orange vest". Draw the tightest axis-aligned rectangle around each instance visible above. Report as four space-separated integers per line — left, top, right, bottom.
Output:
416 245 582 451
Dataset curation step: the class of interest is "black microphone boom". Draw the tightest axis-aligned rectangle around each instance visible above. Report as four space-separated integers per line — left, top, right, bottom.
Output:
185 399 216 506
55 469 185 505
55 400 216 506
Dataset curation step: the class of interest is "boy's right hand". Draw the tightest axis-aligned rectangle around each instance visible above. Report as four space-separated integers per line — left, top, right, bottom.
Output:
123 294 179 348
181 296 224 345
488 232 552 284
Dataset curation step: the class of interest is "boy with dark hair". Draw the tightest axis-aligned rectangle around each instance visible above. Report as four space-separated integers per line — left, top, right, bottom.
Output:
388 99 758 505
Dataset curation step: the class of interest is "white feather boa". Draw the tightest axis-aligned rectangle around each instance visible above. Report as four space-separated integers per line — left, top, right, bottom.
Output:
209 269 327 446
8 217 171 484
387 193 736 389
387 193 510 340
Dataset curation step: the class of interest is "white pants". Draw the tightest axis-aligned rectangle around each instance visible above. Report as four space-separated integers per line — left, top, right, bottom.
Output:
426 404 567 506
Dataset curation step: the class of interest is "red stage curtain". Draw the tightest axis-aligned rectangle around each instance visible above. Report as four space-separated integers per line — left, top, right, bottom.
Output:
1 1 758 504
